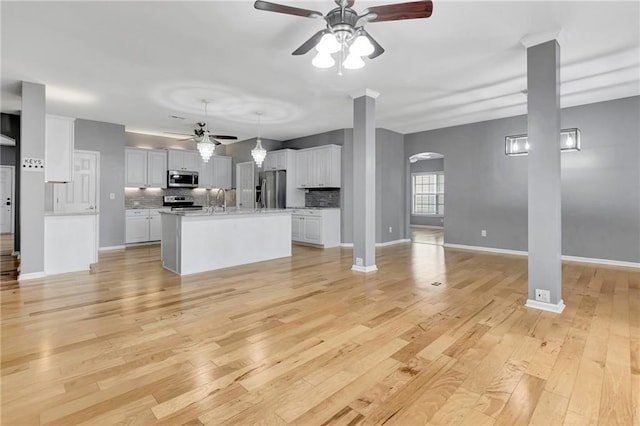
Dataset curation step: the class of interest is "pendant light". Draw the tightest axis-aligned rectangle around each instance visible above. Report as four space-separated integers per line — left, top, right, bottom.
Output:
197 101 216 162
251 113 267 168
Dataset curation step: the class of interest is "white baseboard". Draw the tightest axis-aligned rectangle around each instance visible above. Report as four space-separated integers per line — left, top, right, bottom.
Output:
525 299 566 313
443 243 527 257
351 264 378 273
443 243 639 269
376 239 411 247
18 271 46 281
411 225 444 229
99 245 126 251
340 239 411 248
561 255 640 269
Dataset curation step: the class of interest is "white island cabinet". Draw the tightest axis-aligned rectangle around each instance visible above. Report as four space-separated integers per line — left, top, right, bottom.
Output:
160 210 292 276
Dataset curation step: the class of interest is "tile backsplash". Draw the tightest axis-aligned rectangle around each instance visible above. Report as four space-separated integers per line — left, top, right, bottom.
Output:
305 189 340 208
125 188 235 209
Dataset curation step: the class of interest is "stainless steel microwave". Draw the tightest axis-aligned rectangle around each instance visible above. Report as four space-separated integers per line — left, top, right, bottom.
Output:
167 170 199 188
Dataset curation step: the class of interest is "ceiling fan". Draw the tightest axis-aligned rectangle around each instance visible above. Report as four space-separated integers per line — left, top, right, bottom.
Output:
254 0 433 71
166 101 238 162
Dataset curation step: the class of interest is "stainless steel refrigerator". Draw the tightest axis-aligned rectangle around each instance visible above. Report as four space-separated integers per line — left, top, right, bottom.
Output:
259 170 286 209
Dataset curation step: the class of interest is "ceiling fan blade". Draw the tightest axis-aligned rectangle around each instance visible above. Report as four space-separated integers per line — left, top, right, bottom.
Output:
254 0 323 18
209 135 238 140
363 1 433 22
292 30 326 55
361 29 385 59
177 137 195 142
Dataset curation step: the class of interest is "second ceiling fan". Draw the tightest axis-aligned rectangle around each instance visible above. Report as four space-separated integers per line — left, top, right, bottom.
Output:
254 0 433 71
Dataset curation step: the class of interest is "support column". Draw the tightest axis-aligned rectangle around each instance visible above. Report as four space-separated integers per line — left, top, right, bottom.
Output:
19 82 46 279
524 39 564 313
351 89 378 272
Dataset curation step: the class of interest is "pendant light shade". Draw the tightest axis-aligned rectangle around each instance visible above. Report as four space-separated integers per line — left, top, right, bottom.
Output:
312 52 336 68
343 53 365 70
251 138 267 168
197 135 215 163
349 35 374 56
252 113 267 167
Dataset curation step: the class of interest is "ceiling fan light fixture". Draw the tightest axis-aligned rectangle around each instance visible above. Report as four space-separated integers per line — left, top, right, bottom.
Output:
349 35 374 57
197 137 216 163
315 33 341 54
343 52 365 70
312 51 336 68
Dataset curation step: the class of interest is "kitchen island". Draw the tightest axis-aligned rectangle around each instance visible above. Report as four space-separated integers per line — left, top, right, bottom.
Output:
160 209 292 275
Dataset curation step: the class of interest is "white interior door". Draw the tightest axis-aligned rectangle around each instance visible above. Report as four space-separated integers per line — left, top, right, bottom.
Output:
0 166 14 233
236 161 255 210
54 151 99 212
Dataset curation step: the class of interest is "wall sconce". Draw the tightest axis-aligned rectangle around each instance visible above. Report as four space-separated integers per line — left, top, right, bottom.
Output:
505 128 581 156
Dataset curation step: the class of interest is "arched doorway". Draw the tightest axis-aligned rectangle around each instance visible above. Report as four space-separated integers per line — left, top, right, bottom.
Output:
408 152 444 246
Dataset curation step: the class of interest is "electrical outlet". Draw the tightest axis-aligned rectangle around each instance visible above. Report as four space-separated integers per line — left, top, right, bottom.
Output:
481 229 487 237
388 226 393 233
355 257 363 266
535 289 550 303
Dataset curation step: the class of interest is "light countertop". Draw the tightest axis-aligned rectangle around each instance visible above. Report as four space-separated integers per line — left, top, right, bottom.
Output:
45 211 99 216
160 209 291 218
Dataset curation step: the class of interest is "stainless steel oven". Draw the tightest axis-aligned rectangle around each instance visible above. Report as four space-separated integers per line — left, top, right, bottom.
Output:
167 170 199 188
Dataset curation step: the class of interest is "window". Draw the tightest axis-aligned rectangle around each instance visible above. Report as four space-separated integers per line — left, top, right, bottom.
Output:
412 173 444 215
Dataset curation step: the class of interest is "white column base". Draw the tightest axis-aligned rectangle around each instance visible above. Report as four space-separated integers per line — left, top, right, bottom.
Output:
351 264 378 273
18 271 46 281
525 299 565 313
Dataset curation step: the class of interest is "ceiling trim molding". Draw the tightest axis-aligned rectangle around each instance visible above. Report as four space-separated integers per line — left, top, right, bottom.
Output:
349 88 380 100
520 29 565 49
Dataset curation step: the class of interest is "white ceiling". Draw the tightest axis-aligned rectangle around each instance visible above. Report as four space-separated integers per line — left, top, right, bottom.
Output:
2 1 639 143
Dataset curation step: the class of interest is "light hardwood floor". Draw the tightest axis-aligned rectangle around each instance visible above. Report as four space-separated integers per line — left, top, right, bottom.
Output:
411 227 444 246
1 243 638 425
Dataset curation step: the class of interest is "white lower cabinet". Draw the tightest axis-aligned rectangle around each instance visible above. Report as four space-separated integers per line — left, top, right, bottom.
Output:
149 210 162 241
126 209 163 243
290 208 340 248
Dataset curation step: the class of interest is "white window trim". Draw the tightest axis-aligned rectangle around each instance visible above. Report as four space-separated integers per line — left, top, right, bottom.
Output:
411 171 444 216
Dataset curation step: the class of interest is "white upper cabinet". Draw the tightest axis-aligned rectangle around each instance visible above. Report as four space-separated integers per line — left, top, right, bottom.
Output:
263 150 288 171
125 148 167 188
198 156 231 189
147 150 168 188
295 145 341 188
168 149 200 172
45 115 75 182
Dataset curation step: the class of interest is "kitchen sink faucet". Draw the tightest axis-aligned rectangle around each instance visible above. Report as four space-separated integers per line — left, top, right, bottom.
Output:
215 188 227 212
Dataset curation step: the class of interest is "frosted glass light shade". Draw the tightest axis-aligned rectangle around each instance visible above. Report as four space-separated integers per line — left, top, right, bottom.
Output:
251 138 267 167
312 52 335 68
343 53 365 70
349 35 374 56
197 137 215 162
505 128 581 156
316 33 341 54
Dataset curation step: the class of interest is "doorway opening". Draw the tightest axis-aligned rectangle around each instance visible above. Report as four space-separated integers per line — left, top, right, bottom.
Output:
408 152 444 246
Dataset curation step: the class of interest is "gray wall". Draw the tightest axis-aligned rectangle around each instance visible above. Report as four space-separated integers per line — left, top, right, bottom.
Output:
405 96 640 263
410 158 445 227
76 119 126 248
125 132 193 151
